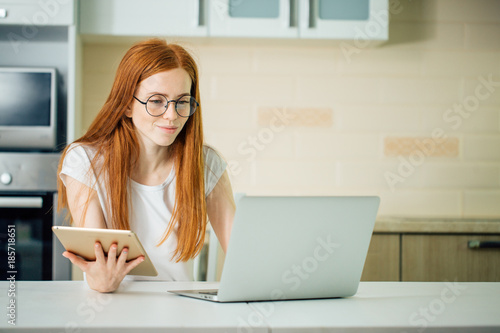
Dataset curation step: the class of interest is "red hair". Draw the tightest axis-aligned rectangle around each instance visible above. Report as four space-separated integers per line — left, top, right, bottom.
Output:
57 39 206 262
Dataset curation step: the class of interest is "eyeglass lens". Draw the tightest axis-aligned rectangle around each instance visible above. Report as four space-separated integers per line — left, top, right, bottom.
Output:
146 94 197 117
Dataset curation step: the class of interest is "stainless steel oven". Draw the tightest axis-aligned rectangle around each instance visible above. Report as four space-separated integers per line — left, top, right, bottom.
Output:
0 153 70 280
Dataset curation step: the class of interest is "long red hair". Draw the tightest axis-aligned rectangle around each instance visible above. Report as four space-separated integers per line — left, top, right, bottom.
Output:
57 39 206 262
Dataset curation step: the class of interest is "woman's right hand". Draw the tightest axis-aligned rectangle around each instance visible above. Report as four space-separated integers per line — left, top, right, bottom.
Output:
63 242 144 293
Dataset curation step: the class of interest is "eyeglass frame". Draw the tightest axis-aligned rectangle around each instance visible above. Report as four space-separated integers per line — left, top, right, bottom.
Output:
133 94 199 118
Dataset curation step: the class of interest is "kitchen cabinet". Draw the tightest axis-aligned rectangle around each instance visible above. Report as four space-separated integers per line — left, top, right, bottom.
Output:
361 234 400 281
0 0 74 26
209 0 297 38
79 0 388 41
210 0 388 40
360 220 500 282
79 0 208 37
402 234 500 282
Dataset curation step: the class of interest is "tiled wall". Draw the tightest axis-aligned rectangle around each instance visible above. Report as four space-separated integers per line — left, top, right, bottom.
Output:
81 0 500 218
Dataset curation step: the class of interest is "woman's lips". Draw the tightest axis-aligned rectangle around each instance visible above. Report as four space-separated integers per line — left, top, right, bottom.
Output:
157 125 178 134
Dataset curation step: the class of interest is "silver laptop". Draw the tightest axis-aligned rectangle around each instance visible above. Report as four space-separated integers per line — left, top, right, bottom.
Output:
168 195 380 302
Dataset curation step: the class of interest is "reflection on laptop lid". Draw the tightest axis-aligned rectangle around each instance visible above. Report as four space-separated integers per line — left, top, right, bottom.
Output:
168 196 380 302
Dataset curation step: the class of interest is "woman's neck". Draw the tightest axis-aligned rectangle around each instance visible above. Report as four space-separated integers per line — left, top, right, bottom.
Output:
131 143 174 186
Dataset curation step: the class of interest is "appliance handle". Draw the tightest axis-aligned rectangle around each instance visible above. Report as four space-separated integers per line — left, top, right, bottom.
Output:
0 196 43 208
468 240 500 249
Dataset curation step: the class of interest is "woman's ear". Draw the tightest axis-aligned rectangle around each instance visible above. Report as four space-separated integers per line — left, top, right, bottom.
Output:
125 106 132 118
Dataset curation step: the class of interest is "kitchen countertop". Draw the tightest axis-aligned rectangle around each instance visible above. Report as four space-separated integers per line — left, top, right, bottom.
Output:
2 281 499 332
374 217 500 234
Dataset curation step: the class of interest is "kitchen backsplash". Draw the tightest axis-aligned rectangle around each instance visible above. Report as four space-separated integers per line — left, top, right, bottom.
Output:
81 0 500 218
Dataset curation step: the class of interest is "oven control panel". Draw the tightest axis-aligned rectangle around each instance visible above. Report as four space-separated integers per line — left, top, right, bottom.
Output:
0 152 60 191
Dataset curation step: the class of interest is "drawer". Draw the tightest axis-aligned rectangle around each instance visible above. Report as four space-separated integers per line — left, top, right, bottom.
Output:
402 234 500 282
0 0 74 26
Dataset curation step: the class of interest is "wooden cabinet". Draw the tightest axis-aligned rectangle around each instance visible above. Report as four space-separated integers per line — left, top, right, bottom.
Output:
402 234 500 282
361 233 400 281
361 230 500 282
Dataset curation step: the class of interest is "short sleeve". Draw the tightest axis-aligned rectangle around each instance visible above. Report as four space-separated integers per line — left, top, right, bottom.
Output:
59 144 96 189
204 145 227 196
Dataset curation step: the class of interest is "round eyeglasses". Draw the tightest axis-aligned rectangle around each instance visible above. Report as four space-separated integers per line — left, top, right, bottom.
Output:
133 94 199 118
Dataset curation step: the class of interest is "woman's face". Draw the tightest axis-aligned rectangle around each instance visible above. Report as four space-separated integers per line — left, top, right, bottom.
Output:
126 68 192 149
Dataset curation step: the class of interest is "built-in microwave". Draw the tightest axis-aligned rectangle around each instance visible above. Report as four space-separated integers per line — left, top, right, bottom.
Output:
0 67 57 151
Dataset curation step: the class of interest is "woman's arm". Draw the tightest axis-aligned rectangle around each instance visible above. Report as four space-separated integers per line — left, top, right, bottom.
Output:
61 174 107 228
61 175 144 292
206 170 235 253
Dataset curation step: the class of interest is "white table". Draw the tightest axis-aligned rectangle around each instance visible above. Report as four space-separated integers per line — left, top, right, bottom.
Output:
1 281 499 332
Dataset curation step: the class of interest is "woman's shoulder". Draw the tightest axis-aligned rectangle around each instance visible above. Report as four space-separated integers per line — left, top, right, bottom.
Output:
203 144 225 163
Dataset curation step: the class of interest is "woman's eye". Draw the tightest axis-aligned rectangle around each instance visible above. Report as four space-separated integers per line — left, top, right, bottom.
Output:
149 99 163 104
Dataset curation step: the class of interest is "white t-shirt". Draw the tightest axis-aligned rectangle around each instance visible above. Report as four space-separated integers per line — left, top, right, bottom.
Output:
60 144 227 281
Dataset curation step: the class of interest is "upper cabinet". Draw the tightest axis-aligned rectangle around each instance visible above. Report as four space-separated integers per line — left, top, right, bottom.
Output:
79 0 208 37
79 0 388 41
0 0 74 26
299 0 388 40
209 0 388 40
209 0 297 38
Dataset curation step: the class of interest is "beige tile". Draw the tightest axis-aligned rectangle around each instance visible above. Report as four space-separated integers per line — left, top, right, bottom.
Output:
294 132 337 159
335 134 381 160
463 190 500 217
403 163 500 189
384 136 460 157
257 107 333 128
381 77 461 104
254 160 337 189
433 0 500 24
338 162 394 189
465 24 500 50
378 190 462 217
421 51 500 77
202 102 254 130
336 105 423 132
463 135 500 161
197 45 253 74
388 0 437 22
212 75 295 103
422 106 500 133
298 76 382 104
463 75 500 105
253 47 336 75
337 48 422 76
83 44 127 73
385 22 465 50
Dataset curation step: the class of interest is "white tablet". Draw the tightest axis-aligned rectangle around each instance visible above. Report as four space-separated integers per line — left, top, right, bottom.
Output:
52 226 158 276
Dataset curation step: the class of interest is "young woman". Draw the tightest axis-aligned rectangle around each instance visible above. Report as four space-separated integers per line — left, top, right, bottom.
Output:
58 39 235 293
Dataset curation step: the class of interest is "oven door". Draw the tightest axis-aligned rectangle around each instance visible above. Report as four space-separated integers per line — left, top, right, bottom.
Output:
0 192 70 280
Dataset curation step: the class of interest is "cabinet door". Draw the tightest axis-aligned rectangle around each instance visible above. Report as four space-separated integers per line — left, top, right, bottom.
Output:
361 234 400 281
402 234 500 282
0 0 74 26
209 0 297 38
299 0 388 40
79 0 207 37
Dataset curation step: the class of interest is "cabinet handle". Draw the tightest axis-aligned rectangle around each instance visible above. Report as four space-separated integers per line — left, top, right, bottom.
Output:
193 0 204 27
0 8 7 19
300 0 316 29
468 240 500 249
282 0 290 28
